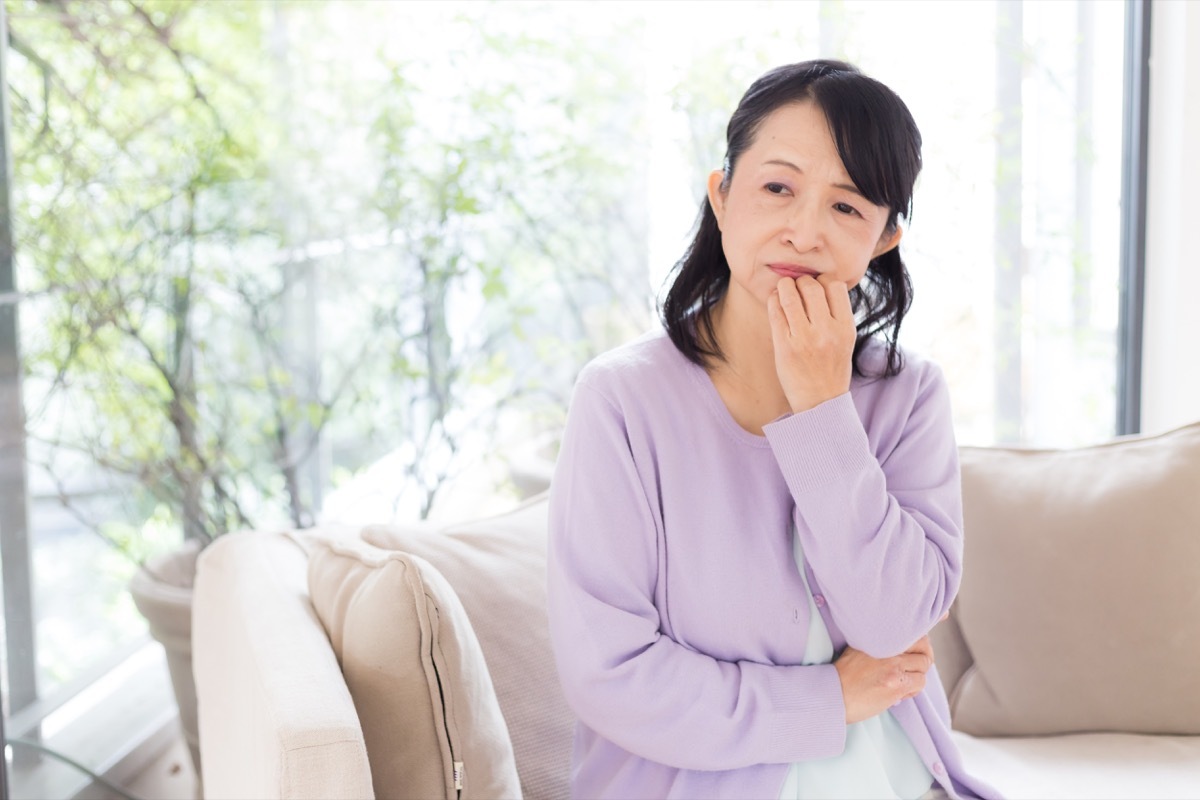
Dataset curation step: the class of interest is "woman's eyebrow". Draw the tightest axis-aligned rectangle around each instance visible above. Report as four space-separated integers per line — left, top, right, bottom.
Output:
763 158 865 199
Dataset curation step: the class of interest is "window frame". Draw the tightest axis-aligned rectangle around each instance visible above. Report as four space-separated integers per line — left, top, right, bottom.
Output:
1117 0 1152 436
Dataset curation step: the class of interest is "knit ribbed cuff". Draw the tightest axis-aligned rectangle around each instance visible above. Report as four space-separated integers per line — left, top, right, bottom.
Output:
763 663 847 762
763 393 875 495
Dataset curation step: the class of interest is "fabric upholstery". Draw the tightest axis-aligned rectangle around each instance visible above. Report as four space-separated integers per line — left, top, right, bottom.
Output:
193 531 375 800
192 442 1200 800
304 534 520 800
949 421 1200 736
362 493 573 800
950 730 1200 799
928 610 972 703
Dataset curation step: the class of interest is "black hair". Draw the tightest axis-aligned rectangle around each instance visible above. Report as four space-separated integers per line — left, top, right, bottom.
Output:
659 59 922 378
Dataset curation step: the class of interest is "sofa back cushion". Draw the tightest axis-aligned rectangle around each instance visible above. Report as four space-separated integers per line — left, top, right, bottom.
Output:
362 494 573 800
304 534 521 800
948 420 1200 736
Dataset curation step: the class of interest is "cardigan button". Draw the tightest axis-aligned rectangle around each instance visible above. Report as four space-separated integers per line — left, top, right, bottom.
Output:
813 595 826 608
932 761 945 775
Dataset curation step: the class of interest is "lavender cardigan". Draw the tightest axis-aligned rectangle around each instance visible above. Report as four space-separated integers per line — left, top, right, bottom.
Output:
546 329 1001 800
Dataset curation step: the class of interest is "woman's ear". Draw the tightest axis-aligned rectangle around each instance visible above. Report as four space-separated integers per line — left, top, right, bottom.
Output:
873 225 903 258
706 169 727 229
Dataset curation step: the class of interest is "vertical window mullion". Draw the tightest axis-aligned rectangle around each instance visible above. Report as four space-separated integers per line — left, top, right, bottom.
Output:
0 0 44 769
1117 0 1152 436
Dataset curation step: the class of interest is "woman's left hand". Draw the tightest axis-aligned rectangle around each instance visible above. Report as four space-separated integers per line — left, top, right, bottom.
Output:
767 274 856 413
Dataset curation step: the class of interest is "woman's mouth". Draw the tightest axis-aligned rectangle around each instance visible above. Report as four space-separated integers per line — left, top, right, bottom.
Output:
768 264 820 279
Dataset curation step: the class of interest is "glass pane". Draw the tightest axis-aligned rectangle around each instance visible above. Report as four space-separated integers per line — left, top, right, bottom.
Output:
644 0 1125 447
4 1 650 793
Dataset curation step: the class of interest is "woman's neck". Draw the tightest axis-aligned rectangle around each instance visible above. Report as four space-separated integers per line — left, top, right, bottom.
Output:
705 292 792 434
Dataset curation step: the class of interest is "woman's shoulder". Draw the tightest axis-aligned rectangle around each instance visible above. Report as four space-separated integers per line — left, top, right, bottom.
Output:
851 339 953 444
853 338 947 392
575 326 690 399
851 339 952 426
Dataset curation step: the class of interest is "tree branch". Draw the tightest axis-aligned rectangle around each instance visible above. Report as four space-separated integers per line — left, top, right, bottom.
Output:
6 30 53 143
128 0 230 140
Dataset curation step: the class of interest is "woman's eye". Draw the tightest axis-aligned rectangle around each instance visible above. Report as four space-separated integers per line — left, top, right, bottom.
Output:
834 202 860 216
765 182 789 195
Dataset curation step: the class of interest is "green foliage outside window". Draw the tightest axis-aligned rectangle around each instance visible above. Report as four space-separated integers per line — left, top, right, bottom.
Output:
5 0 648 690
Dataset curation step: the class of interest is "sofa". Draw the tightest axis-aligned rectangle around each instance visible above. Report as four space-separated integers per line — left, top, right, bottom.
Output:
193 420 1200 799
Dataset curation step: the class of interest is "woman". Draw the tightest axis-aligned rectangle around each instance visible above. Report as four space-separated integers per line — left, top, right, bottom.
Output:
546 60 1000 800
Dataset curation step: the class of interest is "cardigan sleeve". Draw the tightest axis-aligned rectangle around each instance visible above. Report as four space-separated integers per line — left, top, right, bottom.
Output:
763 361 963 660
546 374 848 771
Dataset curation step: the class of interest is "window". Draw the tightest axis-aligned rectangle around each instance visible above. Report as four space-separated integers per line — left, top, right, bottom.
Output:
0 1 1142 795
642 1 1129 447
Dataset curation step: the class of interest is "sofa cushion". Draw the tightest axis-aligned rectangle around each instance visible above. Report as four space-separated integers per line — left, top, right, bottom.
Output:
950 420 1200 736
304 533 521 800
951 730 1200 799
362 493 573 800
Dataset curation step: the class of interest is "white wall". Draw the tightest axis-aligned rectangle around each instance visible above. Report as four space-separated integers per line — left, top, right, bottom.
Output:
1142 0 1200 434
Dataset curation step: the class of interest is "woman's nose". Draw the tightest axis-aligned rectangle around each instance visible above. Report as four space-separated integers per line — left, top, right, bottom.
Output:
781 198 824 252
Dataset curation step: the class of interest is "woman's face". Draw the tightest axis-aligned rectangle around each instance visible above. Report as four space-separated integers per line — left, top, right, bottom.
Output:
708 100 902 311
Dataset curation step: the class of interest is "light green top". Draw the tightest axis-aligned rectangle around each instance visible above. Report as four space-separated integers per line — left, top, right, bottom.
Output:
779 525 934 800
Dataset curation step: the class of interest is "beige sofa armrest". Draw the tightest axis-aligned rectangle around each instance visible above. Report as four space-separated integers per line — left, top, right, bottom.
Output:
194 531 374 800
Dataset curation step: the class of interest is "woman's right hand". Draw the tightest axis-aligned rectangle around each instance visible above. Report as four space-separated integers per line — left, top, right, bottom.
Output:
833 636 934 724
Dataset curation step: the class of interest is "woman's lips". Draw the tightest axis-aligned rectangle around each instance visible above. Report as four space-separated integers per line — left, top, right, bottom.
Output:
768 264 820 279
